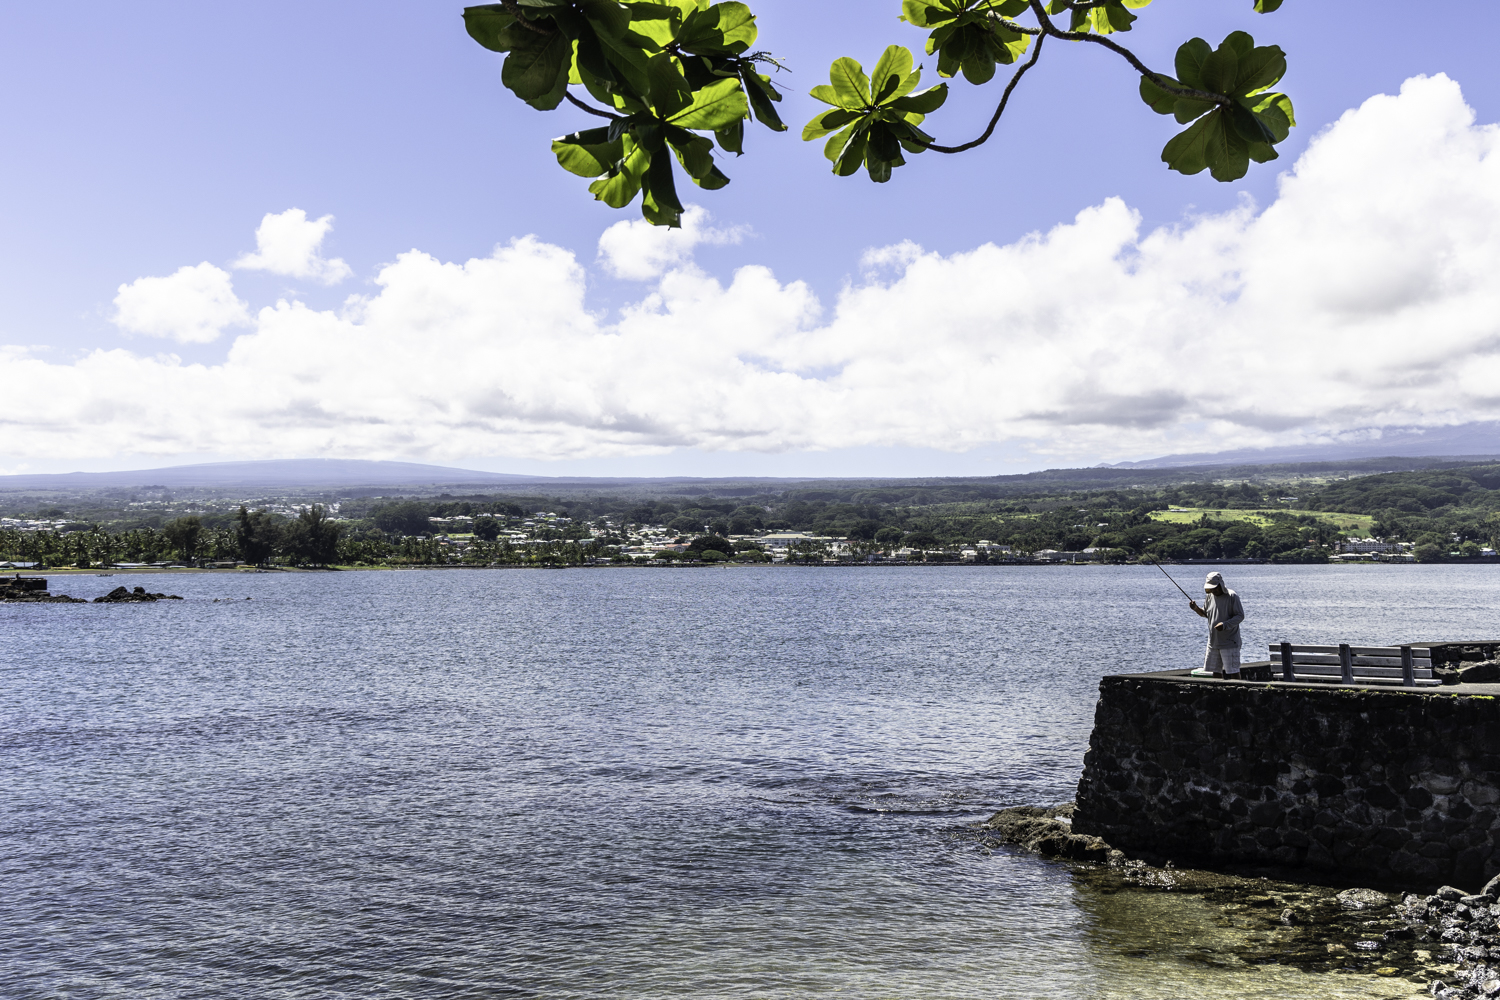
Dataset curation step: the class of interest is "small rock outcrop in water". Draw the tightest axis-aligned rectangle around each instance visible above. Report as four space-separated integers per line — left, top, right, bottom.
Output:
94 586 183 603
979 804 1112 862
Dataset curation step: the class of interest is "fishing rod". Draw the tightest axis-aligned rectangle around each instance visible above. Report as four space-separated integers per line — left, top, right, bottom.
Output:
1148 558 1196 602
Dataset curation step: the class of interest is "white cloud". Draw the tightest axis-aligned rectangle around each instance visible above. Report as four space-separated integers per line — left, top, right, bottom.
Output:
233 208 353 284
112 263 249 344
8 74 1500 464
597 205 746 280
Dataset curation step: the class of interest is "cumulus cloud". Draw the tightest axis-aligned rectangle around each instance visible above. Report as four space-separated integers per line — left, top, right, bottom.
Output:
597 205 746 280
7 74 1500 464
112 263 249 344
234 208 353 284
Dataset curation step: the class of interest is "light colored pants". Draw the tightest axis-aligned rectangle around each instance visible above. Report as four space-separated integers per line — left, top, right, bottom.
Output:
1204 645 1241 675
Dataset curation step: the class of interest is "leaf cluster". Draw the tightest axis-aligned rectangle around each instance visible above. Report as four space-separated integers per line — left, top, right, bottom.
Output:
1046 0 1153 37
1138 30 1296 181
900 0 1031 85
464 0 787 226
803 46 947 183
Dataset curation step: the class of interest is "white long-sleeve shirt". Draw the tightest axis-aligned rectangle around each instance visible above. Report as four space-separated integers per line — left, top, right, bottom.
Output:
1204 589 1245 649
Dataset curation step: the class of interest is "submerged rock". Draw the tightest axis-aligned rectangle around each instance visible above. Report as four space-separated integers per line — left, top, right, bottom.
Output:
968 801 1500 984
1339 887 1392 910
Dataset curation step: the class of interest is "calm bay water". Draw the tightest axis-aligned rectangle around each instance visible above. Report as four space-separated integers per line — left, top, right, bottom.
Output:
3 563 1496 998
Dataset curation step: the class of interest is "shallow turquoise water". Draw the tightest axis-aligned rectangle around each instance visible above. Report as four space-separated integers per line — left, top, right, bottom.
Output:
0 563 1486 998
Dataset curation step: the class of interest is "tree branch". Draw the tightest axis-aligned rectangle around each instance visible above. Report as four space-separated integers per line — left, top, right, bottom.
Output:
502 0 555 35
989 16 1042 36
566 91 622 120
918 32 1045 154
1027 0 1231 107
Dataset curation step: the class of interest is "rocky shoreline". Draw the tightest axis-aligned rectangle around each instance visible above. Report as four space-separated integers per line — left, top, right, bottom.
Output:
980 804 1500 995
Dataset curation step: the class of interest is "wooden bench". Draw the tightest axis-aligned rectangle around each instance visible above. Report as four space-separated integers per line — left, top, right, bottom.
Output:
1267 643 1439 687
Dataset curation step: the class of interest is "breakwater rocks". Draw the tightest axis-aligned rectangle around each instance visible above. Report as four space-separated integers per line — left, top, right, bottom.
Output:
94 586 182 603
1073 673 1500 889
1424 643 1500 685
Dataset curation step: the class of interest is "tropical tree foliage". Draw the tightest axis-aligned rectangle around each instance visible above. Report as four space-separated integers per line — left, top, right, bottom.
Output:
463 0 1296 224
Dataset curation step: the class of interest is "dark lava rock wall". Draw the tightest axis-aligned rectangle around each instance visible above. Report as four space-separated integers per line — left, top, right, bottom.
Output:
1073 675 1500 891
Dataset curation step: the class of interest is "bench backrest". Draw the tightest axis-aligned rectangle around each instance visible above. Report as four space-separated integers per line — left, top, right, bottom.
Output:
1268 643 1434 685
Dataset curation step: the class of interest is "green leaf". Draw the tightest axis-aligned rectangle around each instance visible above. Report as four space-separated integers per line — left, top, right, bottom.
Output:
578 0 632 37
594 24 654 96
588 140 650 208
823 121 860 163
668 76 748 129
464 5 518 52
1228 101 1274 144
1246 140 1278 164
1174 37 1212 90
1232 41 1287 95
677 2 758 55
960 48 996 85
900 0 956 29
691 163 731 190
888 83 947 116
802 107 861 141
1138 74 1179 116
714 118 744 154
809 84 842 109
742 70 787 131
834 129 869 176
502 30 573 110
646 53 694 117
867 122 903 165
664 127 716 178
642 146 684 225
828 56 872 108
552 126 623 177
1197 43 1238 95
1250 90 1295 137
1172 95 1218 125
1159 108 1254 182
870 46 915 105
1253 0 1284 11
623 3 681 48
1160 109 1218 176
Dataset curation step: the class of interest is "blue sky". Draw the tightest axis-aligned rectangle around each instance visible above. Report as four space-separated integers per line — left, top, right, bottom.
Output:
3 1 1500 477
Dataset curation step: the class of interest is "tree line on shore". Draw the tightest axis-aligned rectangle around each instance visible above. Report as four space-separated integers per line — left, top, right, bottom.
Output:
6 464 1500 567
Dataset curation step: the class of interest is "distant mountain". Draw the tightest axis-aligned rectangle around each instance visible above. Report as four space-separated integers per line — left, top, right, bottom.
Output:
0 459 546 491
1113 422 1500 469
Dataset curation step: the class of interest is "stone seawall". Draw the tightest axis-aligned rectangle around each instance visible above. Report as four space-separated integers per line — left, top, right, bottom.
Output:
1073 672 1500 890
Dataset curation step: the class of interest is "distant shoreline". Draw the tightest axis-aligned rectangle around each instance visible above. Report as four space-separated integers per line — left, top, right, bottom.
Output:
7 559 1447 578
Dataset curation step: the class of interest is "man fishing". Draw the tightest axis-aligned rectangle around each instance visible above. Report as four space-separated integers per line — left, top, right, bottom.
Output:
1189 571 1245 678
